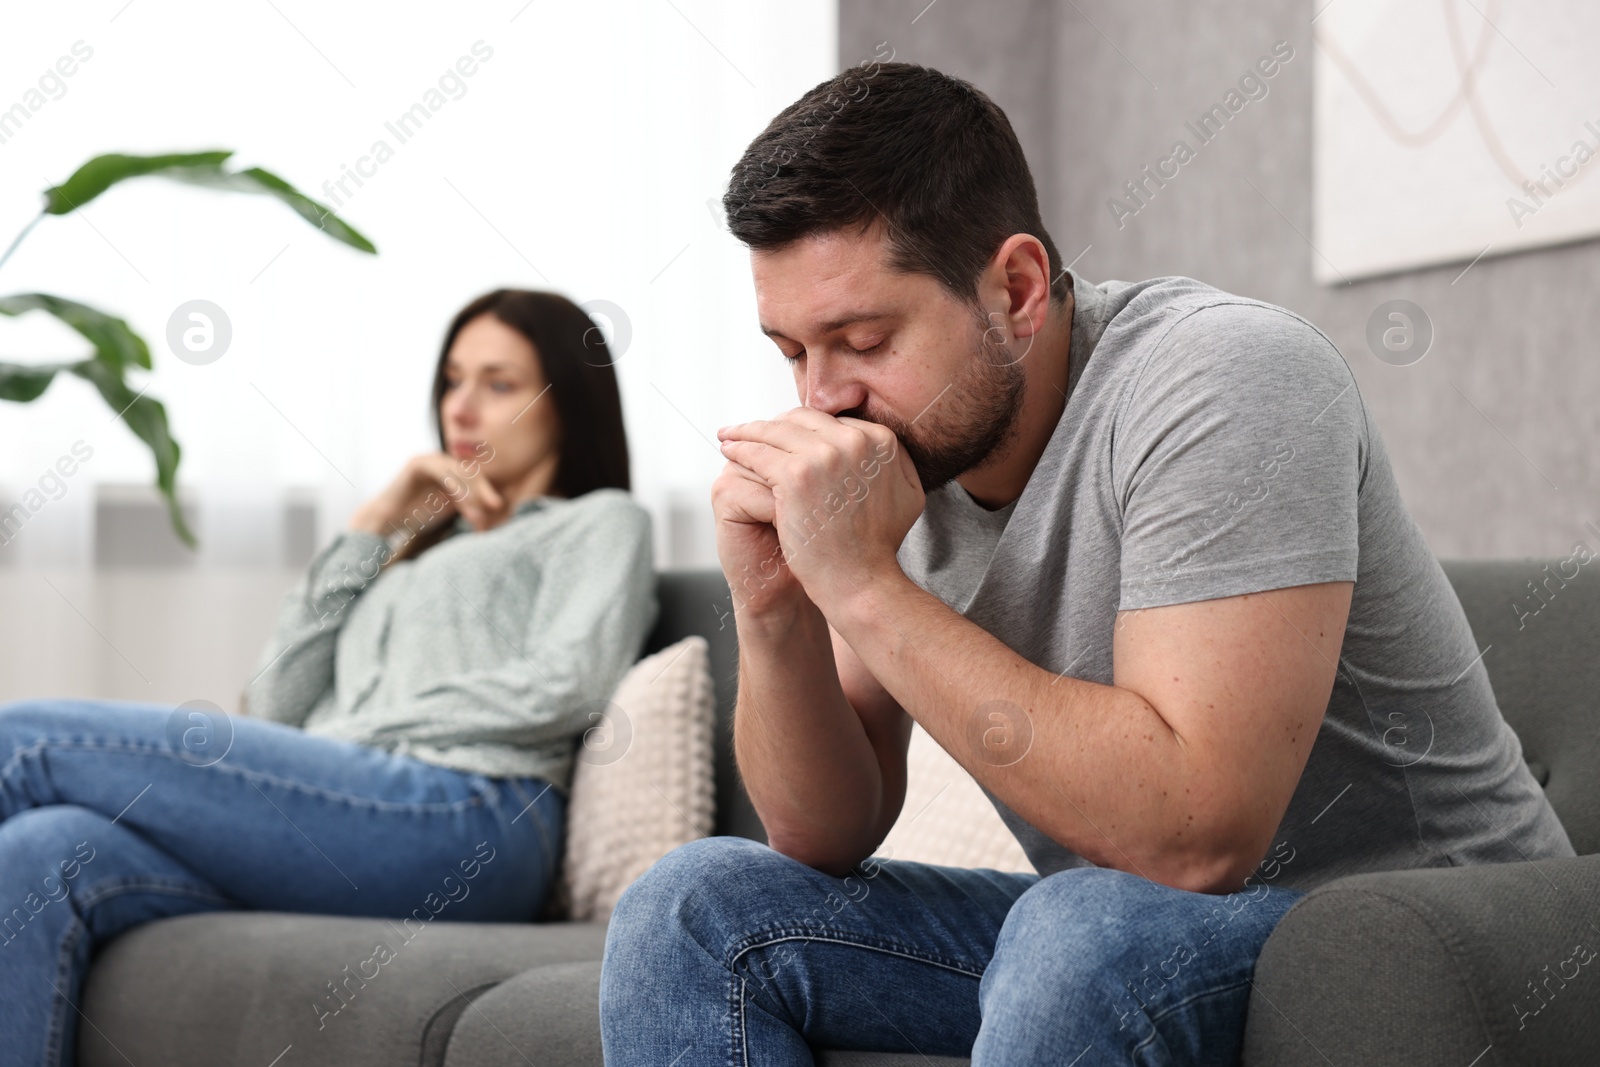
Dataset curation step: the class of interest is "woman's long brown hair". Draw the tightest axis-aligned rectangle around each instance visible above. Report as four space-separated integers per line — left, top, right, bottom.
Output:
386 290 631 564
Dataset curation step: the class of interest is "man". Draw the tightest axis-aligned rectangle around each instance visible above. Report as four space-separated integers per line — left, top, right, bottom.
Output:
599 62 1572 1064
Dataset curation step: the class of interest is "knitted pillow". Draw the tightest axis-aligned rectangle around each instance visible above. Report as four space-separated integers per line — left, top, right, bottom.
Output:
546 635 716 922
879 721 1035 873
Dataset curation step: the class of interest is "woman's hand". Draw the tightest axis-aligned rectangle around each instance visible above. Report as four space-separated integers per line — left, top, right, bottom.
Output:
348 451 507 538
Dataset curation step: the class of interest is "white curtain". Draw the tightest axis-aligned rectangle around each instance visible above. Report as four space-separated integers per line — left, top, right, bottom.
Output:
0 0 837 702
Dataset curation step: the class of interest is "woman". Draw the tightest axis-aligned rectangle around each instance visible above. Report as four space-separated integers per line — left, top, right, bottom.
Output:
0 290 657 1067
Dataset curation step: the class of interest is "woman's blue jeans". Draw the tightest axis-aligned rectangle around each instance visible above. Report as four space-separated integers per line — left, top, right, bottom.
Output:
0 697 566 1067
600 835 1305 1066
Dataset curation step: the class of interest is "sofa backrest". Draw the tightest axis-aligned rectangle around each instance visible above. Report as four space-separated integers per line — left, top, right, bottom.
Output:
644 560 1600 857
1438 558 1599 855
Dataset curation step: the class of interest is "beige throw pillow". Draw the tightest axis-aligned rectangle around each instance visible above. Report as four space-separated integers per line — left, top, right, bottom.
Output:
549 635 717 922
878 721 1035 873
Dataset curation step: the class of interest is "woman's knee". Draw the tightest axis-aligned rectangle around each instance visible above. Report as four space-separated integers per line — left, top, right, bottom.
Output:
0 698 117 752
0 698 53 747
0 804 105 855
0 805 104 918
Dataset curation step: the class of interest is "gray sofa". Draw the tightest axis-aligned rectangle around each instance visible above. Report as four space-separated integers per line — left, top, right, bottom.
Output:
78 561 1600 1066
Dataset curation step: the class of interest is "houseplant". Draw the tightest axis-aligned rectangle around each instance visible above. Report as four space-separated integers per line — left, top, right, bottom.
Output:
0 150 375 547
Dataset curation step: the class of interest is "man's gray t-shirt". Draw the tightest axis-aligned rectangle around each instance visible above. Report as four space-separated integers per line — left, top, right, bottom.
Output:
895 270 1574 893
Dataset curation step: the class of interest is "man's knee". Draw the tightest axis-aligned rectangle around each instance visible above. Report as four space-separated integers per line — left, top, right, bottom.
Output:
1000 865 1162 938
986 866 1270 1032
610 836 776 939
604 835 793 1003
617 834 761 899
983 868 1171 1017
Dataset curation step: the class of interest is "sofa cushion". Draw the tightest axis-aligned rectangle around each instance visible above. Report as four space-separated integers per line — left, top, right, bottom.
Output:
549 634 716 922
443 957 972 1067
77 913 608 1067
443 961 605 1066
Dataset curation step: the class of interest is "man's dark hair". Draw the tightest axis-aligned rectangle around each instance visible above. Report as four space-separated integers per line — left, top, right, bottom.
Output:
723 62 1066 307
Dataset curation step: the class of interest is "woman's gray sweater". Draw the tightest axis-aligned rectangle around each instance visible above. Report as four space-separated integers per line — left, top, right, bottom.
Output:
243 488 657 794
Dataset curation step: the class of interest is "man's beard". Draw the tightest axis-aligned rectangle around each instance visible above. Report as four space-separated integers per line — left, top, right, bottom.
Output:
850 316 1027 495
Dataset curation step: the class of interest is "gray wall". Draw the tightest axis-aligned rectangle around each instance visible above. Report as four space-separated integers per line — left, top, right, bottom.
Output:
841 0 1600 560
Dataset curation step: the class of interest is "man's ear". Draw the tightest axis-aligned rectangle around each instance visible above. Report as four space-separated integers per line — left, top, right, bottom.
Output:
987 233 1053 341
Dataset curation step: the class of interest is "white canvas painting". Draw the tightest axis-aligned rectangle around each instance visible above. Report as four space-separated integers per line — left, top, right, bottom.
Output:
1313 0 1600 282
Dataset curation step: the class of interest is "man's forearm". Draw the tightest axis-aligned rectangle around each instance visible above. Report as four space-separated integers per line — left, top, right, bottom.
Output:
731 597 886 872
828 571 1242 892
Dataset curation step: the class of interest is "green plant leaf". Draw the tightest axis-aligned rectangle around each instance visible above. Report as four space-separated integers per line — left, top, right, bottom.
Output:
164 165 378 254
42 151 234 214
67 357 195 548
41 151 377 254
245 165 376 253
0 359 67 402
0 292 191 547
0 292 151 372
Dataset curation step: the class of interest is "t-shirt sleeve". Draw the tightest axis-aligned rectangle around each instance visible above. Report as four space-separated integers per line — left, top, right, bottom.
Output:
1111 300 1365 611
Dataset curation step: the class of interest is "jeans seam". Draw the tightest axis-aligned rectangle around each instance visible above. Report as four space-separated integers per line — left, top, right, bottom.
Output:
40 882 231 1067
5 738 485 814
736 972 747 1067
49 909 86 1067
1129 976 1252 1059
728 928 985 1064
517 780 559 879
505 778 560 898
729 926 986 980
75 877 236 911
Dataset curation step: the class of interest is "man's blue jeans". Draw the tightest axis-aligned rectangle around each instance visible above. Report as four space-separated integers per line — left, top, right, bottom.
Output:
0 698 566 1067
600 835 1305 1065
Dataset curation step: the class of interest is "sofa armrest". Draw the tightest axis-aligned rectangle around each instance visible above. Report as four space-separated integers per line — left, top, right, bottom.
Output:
1243 853 1600 1066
